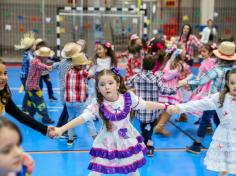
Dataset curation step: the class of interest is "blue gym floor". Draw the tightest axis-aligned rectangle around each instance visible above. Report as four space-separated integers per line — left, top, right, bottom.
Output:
6 66 223 176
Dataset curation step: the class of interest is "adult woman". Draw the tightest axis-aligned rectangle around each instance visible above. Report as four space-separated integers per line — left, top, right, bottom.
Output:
201 19 217 44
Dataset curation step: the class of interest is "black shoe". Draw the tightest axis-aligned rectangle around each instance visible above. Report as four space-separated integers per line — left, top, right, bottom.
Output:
194 119 200 125
67 139 75 145
42 119 55 124
147 146 154 157
186 142 201 154
49 97 57 102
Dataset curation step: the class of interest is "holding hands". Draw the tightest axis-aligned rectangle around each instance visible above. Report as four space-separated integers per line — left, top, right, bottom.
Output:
167 105 180 114
47 126 64 138
177 79 188 88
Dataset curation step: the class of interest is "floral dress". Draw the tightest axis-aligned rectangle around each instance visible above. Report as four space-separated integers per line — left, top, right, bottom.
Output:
177 93 236 174
189 58 216 117
81 91 147 174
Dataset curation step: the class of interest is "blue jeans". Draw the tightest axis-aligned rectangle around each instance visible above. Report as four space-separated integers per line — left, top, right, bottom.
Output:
66 102 97 140
197 110 219 140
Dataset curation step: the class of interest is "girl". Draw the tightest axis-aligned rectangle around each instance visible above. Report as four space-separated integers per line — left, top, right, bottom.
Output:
177 41 236 154
90 42 117 76
125 34 145 80
154 48 192 136
51 69 168 176
201 19 217 44
0 116 34 176
0 62 52 136
189 43 216 118
168 68 236 176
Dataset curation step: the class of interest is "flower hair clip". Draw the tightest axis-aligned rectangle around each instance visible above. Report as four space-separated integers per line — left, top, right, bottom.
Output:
104 42 112 48
111 67 120 76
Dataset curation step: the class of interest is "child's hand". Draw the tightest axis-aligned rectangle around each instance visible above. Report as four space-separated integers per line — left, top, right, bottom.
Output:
47 126 56 138
177 80 187 88
48 127 63 138
167 105 180 114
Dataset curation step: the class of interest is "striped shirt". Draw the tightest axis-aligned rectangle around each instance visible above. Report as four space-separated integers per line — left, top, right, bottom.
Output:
65 68 89 102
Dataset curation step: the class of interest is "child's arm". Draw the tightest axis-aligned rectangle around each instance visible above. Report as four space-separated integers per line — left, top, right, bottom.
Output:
54 116 86 137
145 101 167 110
167 93 219 114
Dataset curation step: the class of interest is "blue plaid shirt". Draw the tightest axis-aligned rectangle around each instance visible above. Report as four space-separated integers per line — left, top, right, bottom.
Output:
126 70 176 123
188 64 234 94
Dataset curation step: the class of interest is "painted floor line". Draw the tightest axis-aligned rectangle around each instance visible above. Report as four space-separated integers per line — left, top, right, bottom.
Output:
26 148 208 154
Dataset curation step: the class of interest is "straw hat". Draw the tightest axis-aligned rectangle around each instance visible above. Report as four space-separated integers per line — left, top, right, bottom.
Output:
35 38 45 46
213 41 236 60
61 42 82 59
76 39 86 51
72 53 91 65
14 32 35 50
35 47 55 58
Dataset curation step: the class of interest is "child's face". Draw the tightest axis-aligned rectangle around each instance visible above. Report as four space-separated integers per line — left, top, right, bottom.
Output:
228 73 236 97
73 65 86 70
97 74 119 101
0 127 23 175
135 39 143 46
182 25 190 35
0 64 8 91
200 47 210 58
96 45 107 58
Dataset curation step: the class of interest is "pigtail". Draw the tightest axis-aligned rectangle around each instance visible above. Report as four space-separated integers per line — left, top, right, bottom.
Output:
219 88 228 108
0 84 11 105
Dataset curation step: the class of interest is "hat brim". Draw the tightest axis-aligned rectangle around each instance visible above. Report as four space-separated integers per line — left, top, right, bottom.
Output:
35 50 55 58
61 45 82 59
73 60 91 66
213 50 236 61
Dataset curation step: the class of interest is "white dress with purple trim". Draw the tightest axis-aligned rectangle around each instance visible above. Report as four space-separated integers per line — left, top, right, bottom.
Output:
82 91 147 174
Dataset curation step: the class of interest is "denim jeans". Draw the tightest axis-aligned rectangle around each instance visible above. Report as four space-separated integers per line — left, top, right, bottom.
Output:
66 102 97 140
197 110 219 140
40 74 55 99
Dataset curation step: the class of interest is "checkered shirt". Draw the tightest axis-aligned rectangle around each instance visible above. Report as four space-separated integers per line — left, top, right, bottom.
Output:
26 58 51 90
65 68 89 102
126 70 176 123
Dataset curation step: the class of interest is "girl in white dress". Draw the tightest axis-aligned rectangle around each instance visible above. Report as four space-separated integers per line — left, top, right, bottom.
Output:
168 68 236 176
51 68 168 176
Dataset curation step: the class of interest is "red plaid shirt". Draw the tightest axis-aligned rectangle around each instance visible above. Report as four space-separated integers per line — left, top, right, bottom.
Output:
65 68 89 102
26 58 51 90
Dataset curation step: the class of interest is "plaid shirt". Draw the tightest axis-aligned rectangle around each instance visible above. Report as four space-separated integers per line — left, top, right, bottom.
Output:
175 35 202 61
20 50 34 78
188 65 234 94
26 58 51 90
65 68 89 102
126 70 176 123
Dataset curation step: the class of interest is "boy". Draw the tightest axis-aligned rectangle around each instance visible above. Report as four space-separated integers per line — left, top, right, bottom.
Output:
126 55 176 156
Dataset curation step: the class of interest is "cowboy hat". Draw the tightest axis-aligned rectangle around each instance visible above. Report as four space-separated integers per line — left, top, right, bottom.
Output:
35 47 55 58
61 42 81 59
213 41 236 60
14 32 35 50
72 53 91 65
76 39 86 51
35 38 46 46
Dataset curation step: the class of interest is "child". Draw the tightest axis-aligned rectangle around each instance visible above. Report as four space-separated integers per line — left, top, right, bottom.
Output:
189 44 216 119
154 48 192 136
0 62 53 136
177 41 236 154
34 38 57 101
65 53 97 145
24 47 54 124
126 55 176 156
125 34 145 80
0 116 34 176
51 68 168 176
90 42 117 76
168 68 236 176
14 32 35 112
52 42 81 129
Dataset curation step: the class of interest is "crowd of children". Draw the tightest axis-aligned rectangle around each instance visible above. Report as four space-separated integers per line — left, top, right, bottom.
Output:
1 22 236 175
